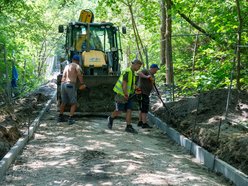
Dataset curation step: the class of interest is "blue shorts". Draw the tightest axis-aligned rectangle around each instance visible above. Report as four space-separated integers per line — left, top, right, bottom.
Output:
61 82 77 104
115 99 133 111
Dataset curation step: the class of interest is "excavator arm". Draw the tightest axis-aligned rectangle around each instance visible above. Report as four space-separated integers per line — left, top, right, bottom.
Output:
78 9 94 23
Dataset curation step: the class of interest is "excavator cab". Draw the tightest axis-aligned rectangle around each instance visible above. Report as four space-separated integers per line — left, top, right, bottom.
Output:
64 22 121 75
57 10 124 112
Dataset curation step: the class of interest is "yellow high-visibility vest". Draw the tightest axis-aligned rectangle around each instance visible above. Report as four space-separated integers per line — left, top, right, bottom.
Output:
113 67 136 96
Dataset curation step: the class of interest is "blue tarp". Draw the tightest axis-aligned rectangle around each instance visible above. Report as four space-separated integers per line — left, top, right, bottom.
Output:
11 66 18 88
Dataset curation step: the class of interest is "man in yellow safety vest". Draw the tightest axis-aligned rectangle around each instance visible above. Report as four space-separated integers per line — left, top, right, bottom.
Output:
107 59 143 133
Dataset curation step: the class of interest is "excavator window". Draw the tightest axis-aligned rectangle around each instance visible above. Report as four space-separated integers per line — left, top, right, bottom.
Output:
66 22 120 74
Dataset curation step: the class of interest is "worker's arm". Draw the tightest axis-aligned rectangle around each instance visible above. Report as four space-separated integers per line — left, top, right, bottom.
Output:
77 74 84 84
76 65 84 84
122 80 128 99
121 71 129 99
137 70 151 79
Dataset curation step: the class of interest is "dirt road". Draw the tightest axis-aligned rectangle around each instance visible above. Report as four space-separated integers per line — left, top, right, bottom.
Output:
1 101 231 186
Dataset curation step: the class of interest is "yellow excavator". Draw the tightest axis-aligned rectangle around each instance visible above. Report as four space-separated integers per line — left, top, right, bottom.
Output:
57 9 126 112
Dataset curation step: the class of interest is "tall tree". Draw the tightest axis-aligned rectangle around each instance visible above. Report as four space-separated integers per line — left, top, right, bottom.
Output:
160 0 166 67
165 0 173 85
235 0 242 90
126 0 144 62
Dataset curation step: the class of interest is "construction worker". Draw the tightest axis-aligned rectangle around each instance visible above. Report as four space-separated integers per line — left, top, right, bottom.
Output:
137 64 159 128
107 59 143 133
58 54 84 125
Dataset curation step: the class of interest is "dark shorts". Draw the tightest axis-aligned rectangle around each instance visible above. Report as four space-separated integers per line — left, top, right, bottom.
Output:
138 94 150 113
115 99 133 112
61 82 77 104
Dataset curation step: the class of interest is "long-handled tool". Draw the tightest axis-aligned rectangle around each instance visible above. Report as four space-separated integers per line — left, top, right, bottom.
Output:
153 83 172 115
153 83 166 107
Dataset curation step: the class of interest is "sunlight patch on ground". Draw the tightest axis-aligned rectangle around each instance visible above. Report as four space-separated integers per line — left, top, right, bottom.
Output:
25 160 46 169
85 140 116 149
110 159 142 165
133 173 169 185
125 163 139 173
129 152 146 159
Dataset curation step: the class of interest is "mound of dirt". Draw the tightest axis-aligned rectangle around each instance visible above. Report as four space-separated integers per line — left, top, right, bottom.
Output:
151 89 248 175
0 82 56 159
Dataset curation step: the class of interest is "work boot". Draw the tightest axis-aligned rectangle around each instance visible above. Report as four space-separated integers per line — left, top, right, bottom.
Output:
142 123 153 129
107 116 114 129
137 121 143 127
125 125 138 134
57 114 66 122
68 116 75 125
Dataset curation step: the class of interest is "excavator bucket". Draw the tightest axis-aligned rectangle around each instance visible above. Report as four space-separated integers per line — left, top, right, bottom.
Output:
57 74 119 113
77 75 118 112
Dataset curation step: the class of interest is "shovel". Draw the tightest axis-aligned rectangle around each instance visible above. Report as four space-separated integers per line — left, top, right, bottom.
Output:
153 83 172 114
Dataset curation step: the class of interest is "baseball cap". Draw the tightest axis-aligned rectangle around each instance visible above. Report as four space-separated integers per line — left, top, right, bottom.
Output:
72 55 80 61
131 59 143 64
150 64 160 69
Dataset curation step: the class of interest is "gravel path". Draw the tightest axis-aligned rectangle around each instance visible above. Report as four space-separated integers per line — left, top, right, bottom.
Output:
1 102 231 186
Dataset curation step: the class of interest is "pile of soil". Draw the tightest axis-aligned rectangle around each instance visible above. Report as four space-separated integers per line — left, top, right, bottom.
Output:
151 89 248 175
0 82 56 159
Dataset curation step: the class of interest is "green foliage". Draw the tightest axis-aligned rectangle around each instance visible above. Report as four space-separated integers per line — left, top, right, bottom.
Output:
1 0 248 99
96 0 248 95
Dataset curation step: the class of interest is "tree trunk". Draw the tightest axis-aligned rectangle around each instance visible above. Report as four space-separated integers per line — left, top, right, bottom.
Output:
160 0 166 67
192 33 199 74
235 0 242 90
3 45 12 103
128 4 143 62
165 0 173 86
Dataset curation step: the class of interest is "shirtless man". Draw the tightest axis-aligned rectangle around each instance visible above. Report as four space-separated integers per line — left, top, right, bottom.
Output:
58 54 84 125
